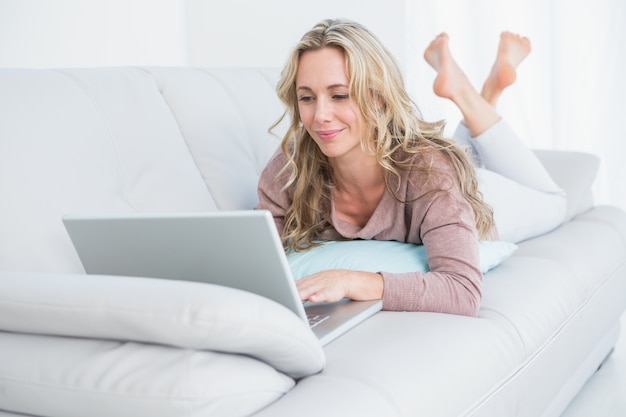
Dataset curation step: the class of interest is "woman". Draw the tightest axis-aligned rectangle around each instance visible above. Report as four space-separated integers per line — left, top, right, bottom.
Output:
256 19 565 316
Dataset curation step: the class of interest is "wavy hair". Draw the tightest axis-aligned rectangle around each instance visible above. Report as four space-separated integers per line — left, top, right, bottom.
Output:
271 18 494 251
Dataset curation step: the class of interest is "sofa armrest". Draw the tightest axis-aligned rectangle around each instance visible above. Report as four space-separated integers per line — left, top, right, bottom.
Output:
534 149 600 220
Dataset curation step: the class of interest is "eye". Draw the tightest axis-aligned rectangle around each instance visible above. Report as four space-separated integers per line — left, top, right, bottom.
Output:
333 94 349 100
298 95 314 103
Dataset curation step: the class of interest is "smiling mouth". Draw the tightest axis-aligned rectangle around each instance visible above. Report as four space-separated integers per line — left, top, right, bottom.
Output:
316 129 342 141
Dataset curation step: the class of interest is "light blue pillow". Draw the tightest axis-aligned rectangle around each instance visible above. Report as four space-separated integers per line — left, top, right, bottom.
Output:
287 240 517 279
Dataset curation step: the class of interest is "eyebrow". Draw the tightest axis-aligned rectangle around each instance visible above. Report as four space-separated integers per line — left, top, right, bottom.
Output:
296 83 349 92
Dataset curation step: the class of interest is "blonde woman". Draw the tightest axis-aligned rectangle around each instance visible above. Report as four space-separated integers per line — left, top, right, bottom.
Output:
256 19 565 316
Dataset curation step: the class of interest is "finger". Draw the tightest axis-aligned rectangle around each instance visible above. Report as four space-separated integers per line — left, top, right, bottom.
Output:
295 277 318 300
303 286 342 304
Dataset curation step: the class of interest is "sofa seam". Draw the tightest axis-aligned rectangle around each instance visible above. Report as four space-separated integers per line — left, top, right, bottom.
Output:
462 257 626 416
134 66 218 209
0 374 291 401
51 69 138 211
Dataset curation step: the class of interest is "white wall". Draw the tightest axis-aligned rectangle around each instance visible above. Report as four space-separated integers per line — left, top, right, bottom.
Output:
0 0 188 68
185 0 407 70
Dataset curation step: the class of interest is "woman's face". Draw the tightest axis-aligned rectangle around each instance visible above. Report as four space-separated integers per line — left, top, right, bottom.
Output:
295 47 367 161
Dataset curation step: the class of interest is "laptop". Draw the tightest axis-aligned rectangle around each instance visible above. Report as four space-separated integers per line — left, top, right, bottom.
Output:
62 210 382 346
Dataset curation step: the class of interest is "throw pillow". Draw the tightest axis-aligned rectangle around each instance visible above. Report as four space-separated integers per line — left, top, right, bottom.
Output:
0 271 325 379
287 239 517 279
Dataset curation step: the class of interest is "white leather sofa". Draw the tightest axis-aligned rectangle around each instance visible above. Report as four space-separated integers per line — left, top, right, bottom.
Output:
1 67 625 417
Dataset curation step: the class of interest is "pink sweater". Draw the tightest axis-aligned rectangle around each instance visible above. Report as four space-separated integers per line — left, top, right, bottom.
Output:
256 149 483 316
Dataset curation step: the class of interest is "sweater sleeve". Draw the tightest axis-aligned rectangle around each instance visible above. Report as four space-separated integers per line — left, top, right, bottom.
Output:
255 150 291 237
379 156 483 317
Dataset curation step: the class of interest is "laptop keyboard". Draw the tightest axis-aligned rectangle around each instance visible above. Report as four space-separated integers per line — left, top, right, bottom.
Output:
307 313 330 328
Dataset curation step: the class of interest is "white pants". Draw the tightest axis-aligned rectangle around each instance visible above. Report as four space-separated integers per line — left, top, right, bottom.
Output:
453 120 567 243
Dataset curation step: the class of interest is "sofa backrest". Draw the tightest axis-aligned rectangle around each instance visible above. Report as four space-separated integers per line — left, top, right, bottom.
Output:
0 67 284 273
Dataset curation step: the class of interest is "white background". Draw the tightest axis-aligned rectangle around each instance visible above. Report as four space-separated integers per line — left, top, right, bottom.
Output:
1 0 624 209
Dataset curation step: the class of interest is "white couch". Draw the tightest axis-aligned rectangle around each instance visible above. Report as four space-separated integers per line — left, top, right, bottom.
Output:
1 67 625 417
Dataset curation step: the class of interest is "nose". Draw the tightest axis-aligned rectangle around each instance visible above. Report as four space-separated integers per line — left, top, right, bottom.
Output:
314 98 332 124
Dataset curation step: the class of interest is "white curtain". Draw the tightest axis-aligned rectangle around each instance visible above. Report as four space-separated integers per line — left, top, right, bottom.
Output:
406 0 626 209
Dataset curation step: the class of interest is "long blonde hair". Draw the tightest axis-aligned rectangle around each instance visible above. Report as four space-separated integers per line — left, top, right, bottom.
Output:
272 18 494 251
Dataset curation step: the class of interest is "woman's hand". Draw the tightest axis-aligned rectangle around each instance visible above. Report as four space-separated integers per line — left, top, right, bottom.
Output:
295 269 384 303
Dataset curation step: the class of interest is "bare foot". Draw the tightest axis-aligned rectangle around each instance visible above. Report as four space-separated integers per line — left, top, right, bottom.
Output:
481 31 531 106
423 32 473 101
424 32 501 137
